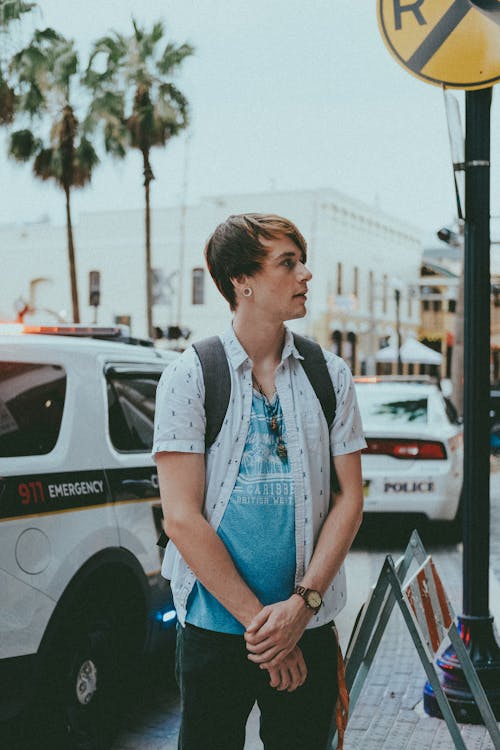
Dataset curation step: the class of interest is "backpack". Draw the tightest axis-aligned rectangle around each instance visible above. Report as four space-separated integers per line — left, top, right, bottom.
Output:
157 333 339 549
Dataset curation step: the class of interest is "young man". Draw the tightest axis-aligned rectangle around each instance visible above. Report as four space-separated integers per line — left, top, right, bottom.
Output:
153 213 366 750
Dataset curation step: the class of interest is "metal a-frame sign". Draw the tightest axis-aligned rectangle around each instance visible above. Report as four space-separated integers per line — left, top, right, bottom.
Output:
327 531 500 749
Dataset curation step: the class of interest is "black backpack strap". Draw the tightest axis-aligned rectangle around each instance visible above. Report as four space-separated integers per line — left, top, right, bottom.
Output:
192 336 231 450
157 336 231 549
292 333 341 493
293 334 336 428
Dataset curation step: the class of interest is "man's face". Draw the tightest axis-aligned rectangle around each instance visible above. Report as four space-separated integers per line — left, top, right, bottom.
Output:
247 235 312 322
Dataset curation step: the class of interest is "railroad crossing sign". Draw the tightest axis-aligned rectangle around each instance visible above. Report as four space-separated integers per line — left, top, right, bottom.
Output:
377 0 500 89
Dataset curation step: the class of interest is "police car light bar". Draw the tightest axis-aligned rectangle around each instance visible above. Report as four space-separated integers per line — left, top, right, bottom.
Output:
0 323 131 338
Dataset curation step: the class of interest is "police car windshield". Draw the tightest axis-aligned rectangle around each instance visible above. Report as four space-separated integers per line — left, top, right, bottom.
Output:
355 386 428 426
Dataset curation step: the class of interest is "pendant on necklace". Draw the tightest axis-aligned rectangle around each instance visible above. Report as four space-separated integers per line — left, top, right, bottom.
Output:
277 442 287 459
270 416 278 432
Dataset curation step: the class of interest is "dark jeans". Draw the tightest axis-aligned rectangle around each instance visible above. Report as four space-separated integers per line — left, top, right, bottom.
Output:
175 621 338 750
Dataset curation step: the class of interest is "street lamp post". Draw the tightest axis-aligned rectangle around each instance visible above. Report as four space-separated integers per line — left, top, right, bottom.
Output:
391 278 404 375
423 86 500 723
394 288 403 375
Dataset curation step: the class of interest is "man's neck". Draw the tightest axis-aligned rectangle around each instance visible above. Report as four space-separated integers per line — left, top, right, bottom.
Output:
232 313 286 367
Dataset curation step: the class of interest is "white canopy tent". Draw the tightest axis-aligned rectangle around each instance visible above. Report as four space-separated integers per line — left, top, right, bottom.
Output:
375 337 443 365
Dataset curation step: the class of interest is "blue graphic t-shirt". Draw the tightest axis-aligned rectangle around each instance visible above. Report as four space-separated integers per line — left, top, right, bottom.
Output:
186 390 296 634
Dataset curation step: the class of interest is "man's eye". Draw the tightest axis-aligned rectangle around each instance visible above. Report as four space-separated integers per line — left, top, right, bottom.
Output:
283 259 295 268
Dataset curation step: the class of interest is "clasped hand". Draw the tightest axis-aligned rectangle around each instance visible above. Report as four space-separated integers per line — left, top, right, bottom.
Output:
244 597 311 692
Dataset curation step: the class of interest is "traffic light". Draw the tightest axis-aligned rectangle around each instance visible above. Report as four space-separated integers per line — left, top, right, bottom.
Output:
89 271 101 307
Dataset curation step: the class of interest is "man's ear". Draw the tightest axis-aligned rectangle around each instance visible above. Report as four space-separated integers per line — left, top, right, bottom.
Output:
231 274 250 296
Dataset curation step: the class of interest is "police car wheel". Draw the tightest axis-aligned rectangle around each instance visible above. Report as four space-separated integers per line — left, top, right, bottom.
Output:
38 578 145 749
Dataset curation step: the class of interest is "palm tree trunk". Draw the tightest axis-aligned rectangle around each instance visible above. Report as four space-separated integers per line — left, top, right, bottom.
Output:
143 149 154 338
65 184 80 323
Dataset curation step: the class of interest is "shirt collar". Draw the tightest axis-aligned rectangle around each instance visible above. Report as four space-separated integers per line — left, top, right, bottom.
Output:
221 323 304 370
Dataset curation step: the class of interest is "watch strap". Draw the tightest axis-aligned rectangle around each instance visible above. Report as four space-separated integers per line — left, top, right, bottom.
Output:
293 585 323 613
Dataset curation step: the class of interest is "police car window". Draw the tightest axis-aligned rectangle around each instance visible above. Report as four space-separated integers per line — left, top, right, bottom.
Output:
0 362 66 457
107 373 160 452
356 388 428 425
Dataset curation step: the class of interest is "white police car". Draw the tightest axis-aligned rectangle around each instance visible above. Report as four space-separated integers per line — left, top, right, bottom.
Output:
0 324 177 748
354 377 463 540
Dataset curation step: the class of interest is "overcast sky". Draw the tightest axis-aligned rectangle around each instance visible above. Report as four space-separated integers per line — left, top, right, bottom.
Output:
1 0 500 244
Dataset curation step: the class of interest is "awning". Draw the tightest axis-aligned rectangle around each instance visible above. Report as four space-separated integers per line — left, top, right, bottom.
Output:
375 337 443 365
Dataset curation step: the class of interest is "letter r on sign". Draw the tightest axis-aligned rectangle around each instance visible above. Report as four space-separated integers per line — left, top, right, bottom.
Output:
394 0 426 30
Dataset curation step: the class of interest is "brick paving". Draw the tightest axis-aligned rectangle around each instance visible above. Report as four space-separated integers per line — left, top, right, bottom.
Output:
112 469 500 750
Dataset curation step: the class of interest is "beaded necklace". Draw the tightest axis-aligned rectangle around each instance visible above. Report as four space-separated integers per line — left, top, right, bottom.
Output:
252 375 288 459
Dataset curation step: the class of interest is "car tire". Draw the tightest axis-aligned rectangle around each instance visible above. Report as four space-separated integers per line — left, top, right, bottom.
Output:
33 575 146 750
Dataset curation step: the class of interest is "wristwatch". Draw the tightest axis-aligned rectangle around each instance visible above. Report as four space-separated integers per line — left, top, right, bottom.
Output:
293 585 323 614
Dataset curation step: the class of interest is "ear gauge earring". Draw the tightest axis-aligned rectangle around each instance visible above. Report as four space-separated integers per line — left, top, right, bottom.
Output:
243 288 253 297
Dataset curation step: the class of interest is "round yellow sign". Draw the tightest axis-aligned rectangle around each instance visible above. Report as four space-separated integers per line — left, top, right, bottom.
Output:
377 0 500 89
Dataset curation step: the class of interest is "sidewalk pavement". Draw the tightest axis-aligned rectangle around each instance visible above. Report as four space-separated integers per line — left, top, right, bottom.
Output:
112 469 500 750
244 466 500 750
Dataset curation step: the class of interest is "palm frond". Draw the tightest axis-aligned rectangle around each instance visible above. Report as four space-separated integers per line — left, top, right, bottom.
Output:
84 33 128 89
10 27 78 111
156 42 194 76
150 21 165 45
84 89 125 135
33 146 59 181
10 44 46 83
73 136 99 185
9 128 41 160
104 121 128 158
0 0 36 27
132 18 142 43
0 73 16 123
32 27 62 43
18 81 43 116
52 42 78 89
158 82 188 115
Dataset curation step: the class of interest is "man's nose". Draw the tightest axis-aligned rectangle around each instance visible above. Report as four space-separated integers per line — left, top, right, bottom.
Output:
298 262 312 280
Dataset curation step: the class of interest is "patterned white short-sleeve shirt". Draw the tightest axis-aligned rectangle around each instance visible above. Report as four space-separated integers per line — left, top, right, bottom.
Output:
152 324 366 627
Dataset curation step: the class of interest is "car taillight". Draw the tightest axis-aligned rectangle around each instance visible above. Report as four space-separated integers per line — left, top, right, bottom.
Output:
363 438 447 460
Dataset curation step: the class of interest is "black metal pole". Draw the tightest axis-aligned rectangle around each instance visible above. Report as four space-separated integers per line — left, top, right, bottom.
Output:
424 86 500 723
395 289 403 375
462 88 492 619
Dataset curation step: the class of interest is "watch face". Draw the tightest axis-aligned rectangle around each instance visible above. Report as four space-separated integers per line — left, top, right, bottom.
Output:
306 590 322 609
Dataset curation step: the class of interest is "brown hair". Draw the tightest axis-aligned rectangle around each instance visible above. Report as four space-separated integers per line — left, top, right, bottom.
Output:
204 213 307 310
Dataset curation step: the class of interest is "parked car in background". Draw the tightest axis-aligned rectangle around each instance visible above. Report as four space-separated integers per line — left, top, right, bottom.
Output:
0 325 177 749
354 376 463 541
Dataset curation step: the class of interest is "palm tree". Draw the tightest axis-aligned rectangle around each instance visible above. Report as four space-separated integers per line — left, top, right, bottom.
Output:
84 20 194 337
8 28 99 323
0 0 36 124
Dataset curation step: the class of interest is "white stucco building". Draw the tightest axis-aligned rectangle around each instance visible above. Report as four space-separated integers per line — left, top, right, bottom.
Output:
1 188 423 374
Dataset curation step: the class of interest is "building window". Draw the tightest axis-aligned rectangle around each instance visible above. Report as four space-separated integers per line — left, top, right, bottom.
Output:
353 266 359 298
336 262 342 295
192 267 205 305
433 299 442 312
382 274 388 314
448 299 456 313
